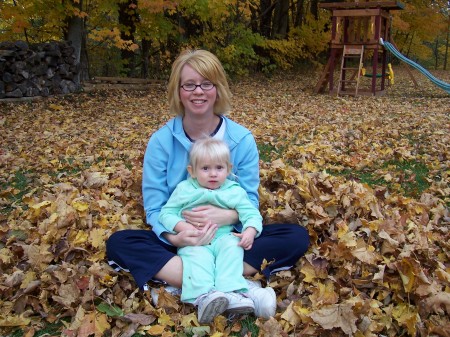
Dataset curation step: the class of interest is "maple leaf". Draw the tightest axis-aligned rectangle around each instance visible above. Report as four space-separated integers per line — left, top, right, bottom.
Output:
83 171 109 188
392 303 420 336
152 287 180 311
420 292 450 316
309 302 358 336
0 314 31 327
256 317 286 337
309 280 339 307
280 301 302 325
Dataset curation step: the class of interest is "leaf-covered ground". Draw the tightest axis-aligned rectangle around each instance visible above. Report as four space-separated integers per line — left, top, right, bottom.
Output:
0 67 449 337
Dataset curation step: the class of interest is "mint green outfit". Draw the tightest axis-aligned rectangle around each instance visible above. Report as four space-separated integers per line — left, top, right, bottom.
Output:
159 178 263 303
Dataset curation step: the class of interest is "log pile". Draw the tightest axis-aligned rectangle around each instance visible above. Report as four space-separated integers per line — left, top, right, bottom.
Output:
0 41 79 99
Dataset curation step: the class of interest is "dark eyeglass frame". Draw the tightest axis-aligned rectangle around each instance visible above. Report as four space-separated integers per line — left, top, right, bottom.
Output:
180 82 215 92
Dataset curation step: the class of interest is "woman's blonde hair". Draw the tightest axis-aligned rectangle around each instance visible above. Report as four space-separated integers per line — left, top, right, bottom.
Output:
167 49 232 116
189 137 232 171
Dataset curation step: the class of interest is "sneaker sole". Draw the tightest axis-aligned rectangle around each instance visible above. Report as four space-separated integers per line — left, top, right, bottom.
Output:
198 297 229 324
225 305 255 315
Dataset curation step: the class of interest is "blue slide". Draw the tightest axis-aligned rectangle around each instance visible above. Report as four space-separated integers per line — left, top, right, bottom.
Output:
380 38 450 94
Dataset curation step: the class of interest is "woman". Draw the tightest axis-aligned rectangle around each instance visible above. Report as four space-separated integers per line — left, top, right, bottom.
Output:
106 49 310 320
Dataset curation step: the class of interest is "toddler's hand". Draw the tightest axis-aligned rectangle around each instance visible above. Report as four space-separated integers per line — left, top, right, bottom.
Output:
234 227 257 250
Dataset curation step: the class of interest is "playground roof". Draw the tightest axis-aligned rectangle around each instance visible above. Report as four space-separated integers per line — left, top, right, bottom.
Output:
319 1 405 10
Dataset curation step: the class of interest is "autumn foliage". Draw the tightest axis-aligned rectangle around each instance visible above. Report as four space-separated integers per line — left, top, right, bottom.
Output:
1 0 449 77
0 68 449 336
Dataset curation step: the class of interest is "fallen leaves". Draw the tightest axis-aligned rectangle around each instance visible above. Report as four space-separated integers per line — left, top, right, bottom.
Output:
0 68 449 336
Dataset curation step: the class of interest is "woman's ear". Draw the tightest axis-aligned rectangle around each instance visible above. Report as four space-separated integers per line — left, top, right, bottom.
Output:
187 165 195 177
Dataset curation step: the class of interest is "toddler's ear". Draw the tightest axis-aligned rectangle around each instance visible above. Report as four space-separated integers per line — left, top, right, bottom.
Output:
187 165 195 177
228 163 233 173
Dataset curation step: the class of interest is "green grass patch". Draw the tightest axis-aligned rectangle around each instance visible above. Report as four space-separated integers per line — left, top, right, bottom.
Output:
329 159 431 198
334 168 386 187
0 170 31 214
388 159 430 197
8 320 65 337
258 143 277 162
230 315 259 336
258 142 285 163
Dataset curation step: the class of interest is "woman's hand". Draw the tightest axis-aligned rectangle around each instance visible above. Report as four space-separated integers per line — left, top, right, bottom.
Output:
164 222 218 248
182 205 238 227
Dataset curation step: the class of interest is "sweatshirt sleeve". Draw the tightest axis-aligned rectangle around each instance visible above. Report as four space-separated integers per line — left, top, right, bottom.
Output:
230 133 260 209
158 183 187 232
232 186 263 237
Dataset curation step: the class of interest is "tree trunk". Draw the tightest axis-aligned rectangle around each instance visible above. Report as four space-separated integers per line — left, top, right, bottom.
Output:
141 38 151 78
271 0 289 38
444 18 449 70
406 32 415 58
64 0 84 88
250 3 259 33
434 37 439 70
80 24 90 81
310 0 319 21
118 0 138 77
294 0 305 27
260 0 273 38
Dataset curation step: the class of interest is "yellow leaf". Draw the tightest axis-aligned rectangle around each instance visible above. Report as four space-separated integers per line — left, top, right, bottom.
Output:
0 314 31 327
95 216 109 228
392 303 419 336
309 280 339 306
95 313 110 337
147 325 166 335
49 103 64 111
72 200 89 212
89 228 106 249
300 261 318 283
292 304 314 324
180 312 197 328
210 332 224 337
30 200 51 210
339 231 357 248
20 271 37 289
281 301 302 325
0 248 13 264
158 309 176 326
73 230 89 246
396 258 417 293
336 220 349 238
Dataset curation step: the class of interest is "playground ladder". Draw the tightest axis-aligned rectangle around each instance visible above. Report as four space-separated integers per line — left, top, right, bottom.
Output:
337 45 364 96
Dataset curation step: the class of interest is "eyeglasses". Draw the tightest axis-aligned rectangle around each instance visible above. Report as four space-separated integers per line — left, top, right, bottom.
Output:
180 82 215 92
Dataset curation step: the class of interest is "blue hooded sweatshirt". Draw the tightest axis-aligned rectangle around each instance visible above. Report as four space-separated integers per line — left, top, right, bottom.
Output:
142 115 260 244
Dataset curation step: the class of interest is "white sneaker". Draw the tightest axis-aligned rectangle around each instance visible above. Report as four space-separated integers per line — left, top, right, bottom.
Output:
246 280 276 319
150 286 182 306
197 291 229 324
223 291 255 314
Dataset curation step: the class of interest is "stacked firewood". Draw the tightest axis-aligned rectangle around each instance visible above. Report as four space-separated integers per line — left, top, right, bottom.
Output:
0 41 79 99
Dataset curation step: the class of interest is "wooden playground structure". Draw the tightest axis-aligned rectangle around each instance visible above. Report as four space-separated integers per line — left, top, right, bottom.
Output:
315 1 405 96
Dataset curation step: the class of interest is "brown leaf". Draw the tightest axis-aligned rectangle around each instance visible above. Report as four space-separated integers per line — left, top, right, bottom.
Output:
309 302 358 336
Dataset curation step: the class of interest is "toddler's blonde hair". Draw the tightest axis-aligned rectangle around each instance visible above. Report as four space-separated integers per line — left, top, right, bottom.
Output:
189 137 231 171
